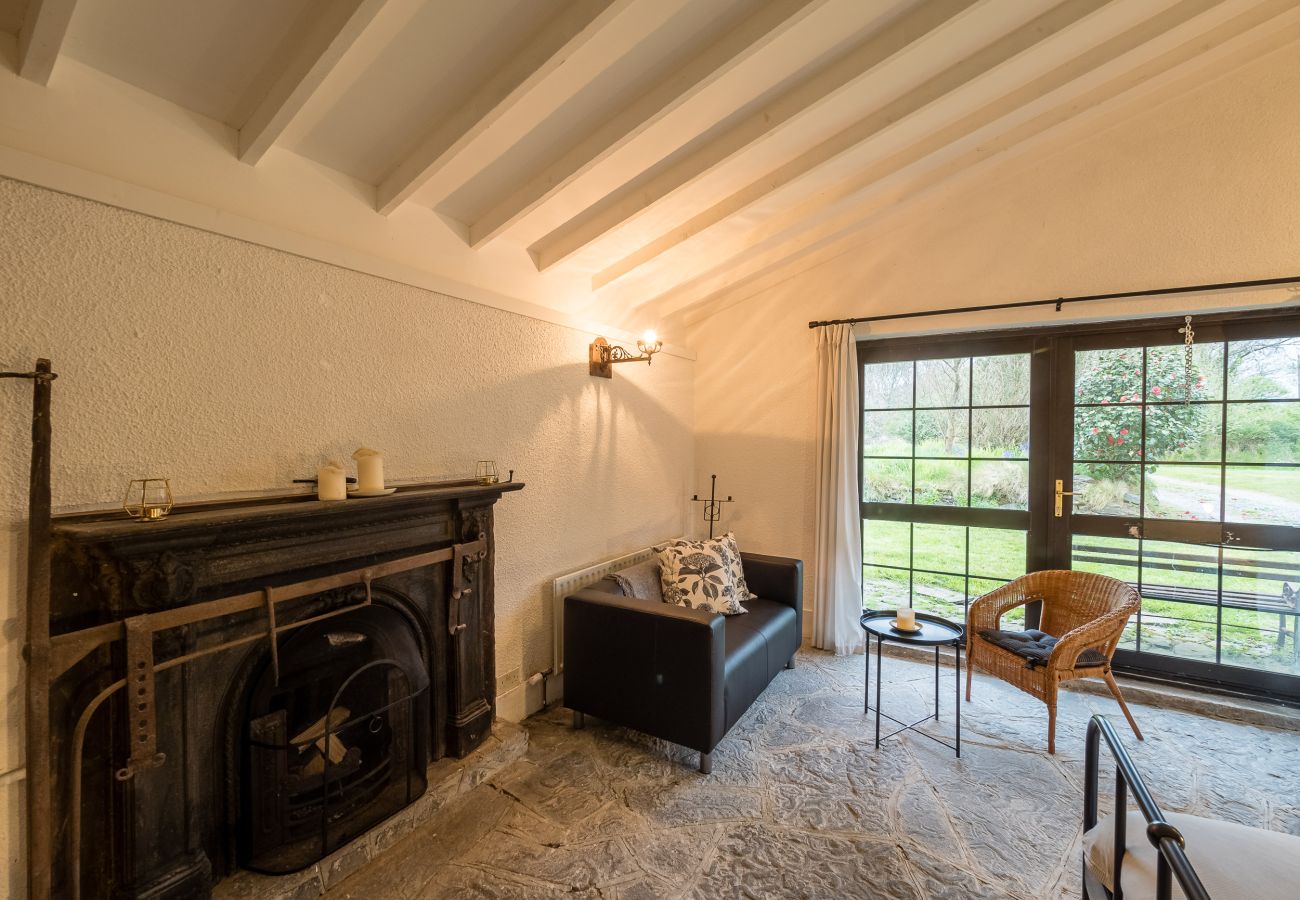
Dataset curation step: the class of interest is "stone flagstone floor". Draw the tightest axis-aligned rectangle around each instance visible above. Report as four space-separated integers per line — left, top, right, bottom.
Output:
331 650 1300 899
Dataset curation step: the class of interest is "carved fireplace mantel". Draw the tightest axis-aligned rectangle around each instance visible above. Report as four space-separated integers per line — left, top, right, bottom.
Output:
44 479 523 899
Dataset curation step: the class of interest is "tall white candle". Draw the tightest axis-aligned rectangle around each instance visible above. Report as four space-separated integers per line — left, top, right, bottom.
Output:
317 462 346 501
352 447 384 492
897 607 916 629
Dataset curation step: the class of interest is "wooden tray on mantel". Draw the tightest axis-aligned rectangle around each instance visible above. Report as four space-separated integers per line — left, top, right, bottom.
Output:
51 477 524 538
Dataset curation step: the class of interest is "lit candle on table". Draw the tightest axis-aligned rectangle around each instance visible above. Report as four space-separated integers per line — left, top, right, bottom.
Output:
317 463 346 501
352 448 384 492
897 607 916 630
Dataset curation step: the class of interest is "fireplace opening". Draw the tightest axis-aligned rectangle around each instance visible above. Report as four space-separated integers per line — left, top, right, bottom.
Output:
240 603 429 874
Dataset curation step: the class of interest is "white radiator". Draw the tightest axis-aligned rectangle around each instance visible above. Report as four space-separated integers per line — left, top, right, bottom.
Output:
551 541 679 684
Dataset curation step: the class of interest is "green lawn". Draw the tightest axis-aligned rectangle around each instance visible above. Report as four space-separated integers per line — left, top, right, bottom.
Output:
863 520 1300 676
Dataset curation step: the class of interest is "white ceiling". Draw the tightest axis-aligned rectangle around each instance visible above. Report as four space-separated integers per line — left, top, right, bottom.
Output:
3 0 1298 329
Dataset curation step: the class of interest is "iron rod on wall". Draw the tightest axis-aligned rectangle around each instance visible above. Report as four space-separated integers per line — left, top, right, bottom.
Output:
807 275 1300 329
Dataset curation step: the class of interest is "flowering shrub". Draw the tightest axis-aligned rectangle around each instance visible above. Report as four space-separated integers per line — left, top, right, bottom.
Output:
1075 348 1205 484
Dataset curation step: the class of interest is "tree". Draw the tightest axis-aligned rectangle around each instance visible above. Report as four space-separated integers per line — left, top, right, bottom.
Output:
1075 348 1206 486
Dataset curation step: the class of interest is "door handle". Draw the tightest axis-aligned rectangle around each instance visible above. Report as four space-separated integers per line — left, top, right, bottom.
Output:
1054 479 1075 518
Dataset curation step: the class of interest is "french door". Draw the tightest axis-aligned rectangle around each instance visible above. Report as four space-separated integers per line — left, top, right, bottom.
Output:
860 309 1300 700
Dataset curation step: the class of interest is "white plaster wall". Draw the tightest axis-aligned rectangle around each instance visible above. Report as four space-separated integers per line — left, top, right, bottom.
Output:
0 176 694 895
689 45 1300 632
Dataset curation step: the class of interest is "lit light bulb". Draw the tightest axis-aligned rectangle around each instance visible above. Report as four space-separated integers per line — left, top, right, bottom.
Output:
642 329 658 346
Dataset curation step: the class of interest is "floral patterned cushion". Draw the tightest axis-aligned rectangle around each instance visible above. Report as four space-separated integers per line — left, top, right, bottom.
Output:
716 532 756 601
654 537 748 616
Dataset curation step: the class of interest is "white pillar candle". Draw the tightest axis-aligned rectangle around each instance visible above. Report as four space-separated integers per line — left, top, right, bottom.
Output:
897 607 916 629
352 447 384 492
317 462 347 501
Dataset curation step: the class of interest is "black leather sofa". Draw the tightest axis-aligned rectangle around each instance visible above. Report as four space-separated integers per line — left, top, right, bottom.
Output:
563 552 803 773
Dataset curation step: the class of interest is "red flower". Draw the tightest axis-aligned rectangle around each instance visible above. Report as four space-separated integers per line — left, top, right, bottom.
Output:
1120 395 1129 402
1091 427 1099 434
1116 437 1125 445
1101 399 1110 405
1108 435 1115 444
1152 386 1162 396
1120 428 1129 436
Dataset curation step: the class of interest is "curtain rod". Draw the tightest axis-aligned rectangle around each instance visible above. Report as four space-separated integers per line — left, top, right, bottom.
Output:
807 275 1300 329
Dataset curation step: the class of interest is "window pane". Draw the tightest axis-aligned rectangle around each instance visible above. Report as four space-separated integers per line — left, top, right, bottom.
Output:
1136 600 1217 662
1072 535 1140 586
971 461 1027 510
969 528 1026 581
915 409 968 457
914 459 968 506
1227 338 1300 401
1161 341 1224 402
863 458 911 503
972 354 1030 406
863 564 909 611
1073 464 1141 517
1225 465 1300 525
915 358 969 408
1227 401 1300 463
1074 406 1142 461
1075 349 1143 405
912 570 965 621
1140 540 1219 602
1221 612 1299 675
972 407 1029 459
863 518 910 568
1146 404 1220 463
863 361 913 408
1144 345 1199 403
1145 465 1221 521
912 523 965 574
863 410 913 457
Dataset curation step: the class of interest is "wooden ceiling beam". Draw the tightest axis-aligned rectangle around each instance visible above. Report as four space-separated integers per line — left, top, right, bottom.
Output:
595 0 1123 288
597 0 1237 293
375 0 639 216
645 2 1300 326
17 0 79 85
237 0 395 166
465 0 835 249
525 0 987 272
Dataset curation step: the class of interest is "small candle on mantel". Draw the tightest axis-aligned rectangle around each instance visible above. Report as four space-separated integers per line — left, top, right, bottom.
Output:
897 607 917 630
317 463 347 501
352 447 385 492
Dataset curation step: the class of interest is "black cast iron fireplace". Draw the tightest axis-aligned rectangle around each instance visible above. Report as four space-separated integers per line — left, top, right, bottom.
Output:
45 479 522 899
242 604 429 874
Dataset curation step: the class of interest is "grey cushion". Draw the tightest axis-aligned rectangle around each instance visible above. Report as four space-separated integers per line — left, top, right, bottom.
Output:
978 628 1107 668
610 560 663 604
1084 809 1300 900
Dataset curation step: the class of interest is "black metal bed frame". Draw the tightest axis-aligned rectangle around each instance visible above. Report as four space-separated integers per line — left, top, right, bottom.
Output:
1083 715 1210 900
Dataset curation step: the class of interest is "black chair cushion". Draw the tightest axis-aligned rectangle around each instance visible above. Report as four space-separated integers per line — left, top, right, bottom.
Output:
722 598 797 730
978 628 1107 668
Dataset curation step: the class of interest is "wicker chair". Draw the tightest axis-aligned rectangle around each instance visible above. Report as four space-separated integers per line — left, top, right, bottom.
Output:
965 570 1143 754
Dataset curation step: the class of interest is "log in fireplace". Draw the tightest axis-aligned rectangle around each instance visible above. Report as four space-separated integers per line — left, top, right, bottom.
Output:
45 479 522 899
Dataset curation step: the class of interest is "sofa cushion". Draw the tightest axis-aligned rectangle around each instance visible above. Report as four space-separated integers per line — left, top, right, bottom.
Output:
721 599 797 730
717 532 757 600
610 560 663 604
1084 809 1300 900
656 541 748 615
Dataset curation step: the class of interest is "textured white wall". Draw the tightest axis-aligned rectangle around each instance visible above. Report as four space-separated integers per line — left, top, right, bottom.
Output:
690 45 1300 629
0 176 694 894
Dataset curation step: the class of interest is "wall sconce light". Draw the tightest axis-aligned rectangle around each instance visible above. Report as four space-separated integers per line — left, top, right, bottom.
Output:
589 331 662 378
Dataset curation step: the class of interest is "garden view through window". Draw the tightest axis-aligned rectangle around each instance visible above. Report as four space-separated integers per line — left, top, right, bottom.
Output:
860 322 1300 697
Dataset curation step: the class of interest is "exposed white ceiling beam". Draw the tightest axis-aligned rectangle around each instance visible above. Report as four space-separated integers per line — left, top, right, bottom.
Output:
592 0 1116 289
17 0 78 85
465 0 836 249
237 0 394 165
526 0 987 272
598 0 1233 292
375 0 638 216
647 1 1300 326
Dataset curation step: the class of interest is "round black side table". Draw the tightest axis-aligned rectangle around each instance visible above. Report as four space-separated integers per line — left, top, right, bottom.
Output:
860 610 965 757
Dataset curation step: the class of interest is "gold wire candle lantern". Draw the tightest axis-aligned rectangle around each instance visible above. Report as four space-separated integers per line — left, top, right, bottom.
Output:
123 478 174 521
475 460 499 485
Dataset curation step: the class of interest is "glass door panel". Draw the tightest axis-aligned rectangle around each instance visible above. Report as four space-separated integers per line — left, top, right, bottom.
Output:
1066 330 1300 695
861 347 1033 626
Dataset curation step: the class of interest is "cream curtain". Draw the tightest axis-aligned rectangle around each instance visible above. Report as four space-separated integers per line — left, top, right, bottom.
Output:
812 324 863 655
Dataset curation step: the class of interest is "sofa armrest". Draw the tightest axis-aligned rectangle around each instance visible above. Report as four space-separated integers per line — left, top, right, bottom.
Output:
563 588 725 753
